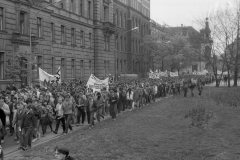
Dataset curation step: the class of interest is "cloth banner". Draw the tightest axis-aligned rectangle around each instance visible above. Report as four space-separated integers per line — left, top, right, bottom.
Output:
39 68 61 87
149 71 168 79
87 74 109 92
39 68 56 82
169 72 179 77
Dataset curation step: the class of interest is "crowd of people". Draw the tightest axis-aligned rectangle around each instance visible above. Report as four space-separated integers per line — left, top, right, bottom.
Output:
0 74 213 159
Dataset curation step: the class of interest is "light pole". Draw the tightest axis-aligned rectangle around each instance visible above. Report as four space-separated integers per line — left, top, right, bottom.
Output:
114 27 139 80
28 1 60 86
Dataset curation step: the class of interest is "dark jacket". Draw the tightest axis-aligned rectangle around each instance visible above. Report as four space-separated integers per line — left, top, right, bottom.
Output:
21 109 36 129
0 108 6 127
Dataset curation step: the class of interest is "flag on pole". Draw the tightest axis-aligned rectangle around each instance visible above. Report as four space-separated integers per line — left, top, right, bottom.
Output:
55 66 61 83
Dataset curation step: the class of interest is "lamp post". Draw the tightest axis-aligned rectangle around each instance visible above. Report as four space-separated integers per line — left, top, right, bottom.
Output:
28 1 60 86
114 27 139 80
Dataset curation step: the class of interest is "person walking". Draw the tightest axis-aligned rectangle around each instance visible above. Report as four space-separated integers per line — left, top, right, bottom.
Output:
20 98 36 151
126 88 133 111
76 91 86 125
0 97 10 144
62 94 74 134
53 97 66 134
109 89 118 120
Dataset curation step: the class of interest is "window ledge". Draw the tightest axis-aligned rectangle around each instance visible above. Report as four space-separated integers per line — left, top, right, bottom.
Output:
71 44 77 47
0 30 7 34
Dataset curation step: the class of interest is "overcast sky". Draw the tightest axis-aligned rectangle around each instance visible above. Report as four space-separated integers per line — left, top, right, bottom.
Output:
150 0 235 29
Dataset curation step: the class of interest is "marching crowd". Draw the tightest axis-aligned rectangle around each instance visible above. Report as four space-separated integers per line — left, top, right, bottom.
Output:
0 74 213 159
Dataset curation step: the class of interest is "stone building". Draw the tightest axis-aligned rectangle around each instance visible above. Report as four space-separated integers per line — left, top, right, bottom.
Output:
0 0 151 88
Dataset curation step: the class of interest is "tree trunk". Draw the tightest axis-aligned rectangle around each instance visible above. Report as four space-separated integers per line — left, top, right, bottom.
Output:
234 17 239 87
227 68 231 87
216 78 220 87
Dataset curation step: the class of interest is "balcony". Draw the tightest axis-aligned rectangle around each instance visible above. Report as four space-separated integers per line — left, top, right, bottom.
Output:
11 32 39 45
102 22 116 35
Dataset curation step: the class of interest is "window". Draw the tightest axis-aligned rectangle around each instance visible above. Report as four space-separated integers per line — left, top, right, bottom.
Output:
116 10 119 26
70 0 75 12
80 60 84 79
132 60 134 72
51 23 55 42
104 60 107 76
61 25 65 43
120 13 122 27
124 37 127 51
89 33 92 48
120 60 122 72
19 11 26 34
89 60 92 73
79 0 83 16
124 14 127 28
103 6 109 22
120 36 122 51
124 60 126 72
116 59 118 71
61 58 65 79
71 59 75 78
113 13 116 25
37 56 42 68
80 30 84 46
60 2 64 9
51 57 55 74
71 28 76 45
37 17 42 38
0 8 3 30
88 1 92 19
104 35 110 51
0 52 4 79
115 36 118 50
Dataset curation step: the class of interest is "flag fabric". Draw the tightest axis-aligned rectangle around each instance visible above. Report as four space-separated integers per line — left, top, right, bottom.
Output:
39 68 56 87
55 66 61 83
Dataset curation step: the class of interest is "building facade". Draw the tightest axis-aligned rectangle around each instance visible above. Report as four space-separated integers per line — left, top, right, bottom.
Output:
150 20 208 74
0 0 151 88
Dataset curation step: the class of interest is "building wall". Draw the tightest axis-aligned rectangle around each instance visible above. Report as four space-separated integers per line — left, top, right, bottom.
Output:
0 0 150 87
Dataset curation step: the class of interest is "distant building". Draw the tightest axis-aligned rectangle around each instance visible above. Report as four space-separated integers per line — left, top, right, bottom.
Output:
0 0 151 88
150 20 211 74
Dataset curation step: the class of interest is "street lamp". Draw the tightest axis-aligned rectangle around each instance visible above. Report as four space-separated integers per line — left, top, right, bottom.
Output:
114 26 140 80
28 1 61 86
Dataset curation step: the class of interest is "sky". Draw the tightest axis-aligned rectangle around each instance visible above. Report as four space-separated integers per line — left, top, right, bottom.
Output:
150 0 235 30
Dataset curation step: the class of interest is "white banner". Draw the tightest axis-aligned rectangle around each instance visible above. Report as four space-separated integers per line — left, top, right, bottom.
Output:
39 68 56 82
87 74 109 92
170 72 179 77
149 71 168 79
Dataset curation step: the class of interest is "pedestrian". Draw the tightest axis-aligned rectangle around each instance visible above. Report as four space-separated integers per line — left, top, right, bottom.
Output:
76 91 86 125
92 92 104 124
62 94 74 134
109 89 118 120
53 97 66 134
20 98 36 151
126 88 133 111
183 80 188 97
0 97 10 144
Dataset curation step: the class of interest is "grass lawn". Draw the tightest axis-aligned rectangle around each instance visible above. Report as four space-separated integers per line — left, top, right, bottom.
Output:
7 87 240 160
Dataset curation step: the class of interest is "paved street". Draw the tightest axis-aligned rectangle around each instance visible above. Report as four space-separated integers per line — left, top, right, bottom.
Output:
5 88 240 160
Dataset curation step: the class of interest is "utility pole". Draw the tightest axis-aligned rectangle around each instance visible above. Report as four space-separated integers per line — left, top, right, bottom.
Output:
234 11 239 87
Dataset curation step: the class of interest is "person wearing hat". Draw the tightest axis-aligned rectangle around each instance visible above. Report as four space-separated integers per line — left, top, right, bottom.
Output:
54 147 74 160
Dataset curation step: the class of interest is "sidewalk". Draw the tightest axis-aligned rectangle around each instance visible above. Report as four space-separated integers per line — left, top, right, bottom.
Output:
4 98 167 159
3 117 110 159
